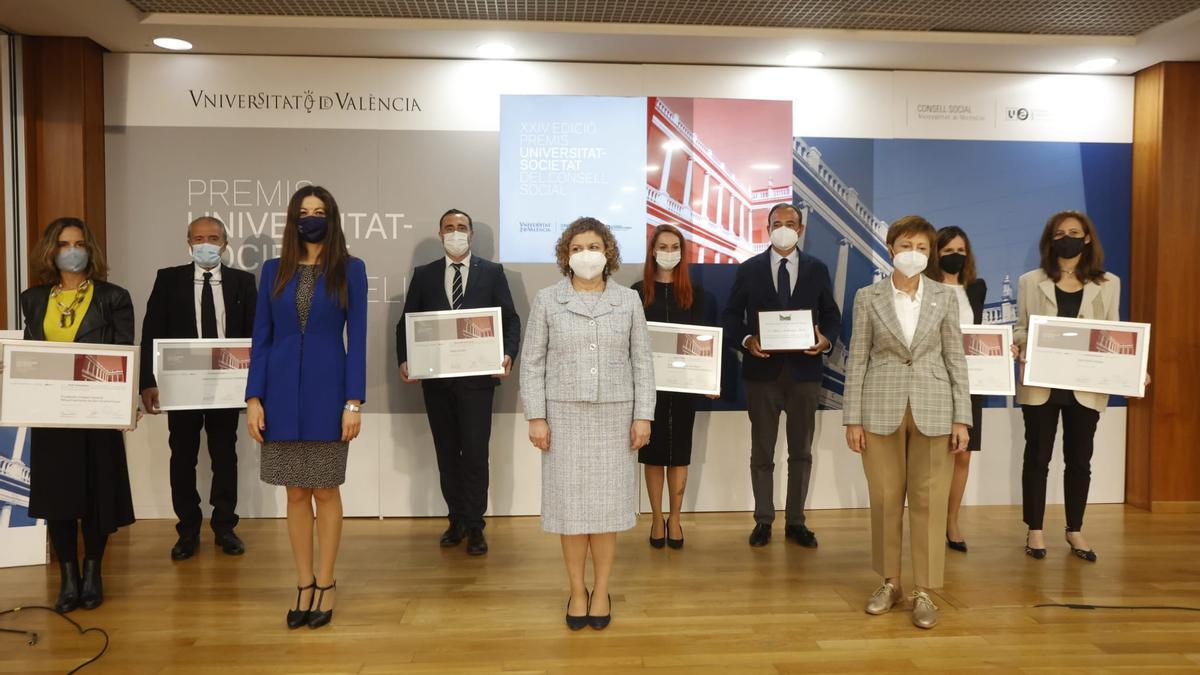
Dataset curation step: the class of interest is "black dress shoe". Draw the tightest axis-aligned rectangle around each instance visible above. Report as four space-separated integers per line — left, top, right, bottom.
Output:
588 594 612 630
785 525 818 548
1066 529 1098 562
440 522 466 547
171 536 199 561
287 582 315 629
307 581 336 629
54 561 81 613
565 591 590 631
79 559 104 610
748 523 771 547
215 532 245 556
649 518 666 549
946 534 968 553
466 527 488 556
1025 532 1047 560
666 516 684 550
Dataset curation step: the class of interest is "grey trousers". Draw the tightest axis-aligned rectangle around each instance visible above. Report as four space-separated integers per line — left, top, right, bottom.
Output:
745 373 821 527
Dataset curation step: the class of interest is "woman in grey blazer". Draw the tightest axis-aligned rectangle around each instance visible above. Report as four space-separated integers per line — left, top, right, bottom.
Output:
844 216 972 630
520 217 655 631
1014 210 1126 563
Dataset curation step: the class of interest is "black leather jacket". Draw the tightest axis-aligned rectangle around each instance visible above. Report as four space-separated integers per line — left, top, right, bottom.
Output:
20 281 136 345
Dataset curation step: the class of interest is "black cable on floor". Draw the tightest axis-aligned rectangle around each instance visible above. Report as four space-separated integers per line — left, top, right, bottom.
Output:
0 605 109 673
1035 603 1200 611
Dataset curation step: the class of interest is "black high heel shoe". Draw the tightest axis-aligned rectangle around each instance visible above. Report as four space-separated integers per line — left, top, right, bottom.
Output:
649 518 666 549
286 582 316 629
1025 531 1047 560
565 590 590 631
1065 529 1098 562
307 581 336 629
946 533 967 553
588 594 612 630
666 516 684 550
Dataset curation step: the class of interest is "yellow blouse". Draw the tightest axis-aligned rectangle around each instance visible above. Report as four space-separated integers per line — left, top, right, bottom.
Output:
44 283 95 343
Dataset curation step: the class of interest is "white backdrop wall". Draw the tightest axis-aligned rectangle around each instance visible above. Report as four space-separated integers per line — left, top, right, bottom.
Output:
102 54 1134 520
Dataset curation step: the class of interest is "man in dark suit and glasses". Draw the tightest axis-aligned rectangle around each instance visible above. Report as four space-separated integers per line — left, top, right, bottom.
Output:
723 203 842 548
140 216 257 560
396 209 521 555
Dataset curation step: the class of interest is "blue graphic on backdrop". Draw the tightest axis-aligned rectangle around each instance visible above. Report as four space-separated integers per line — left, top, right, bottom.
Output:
690 136 1131 413
499 95 648 264
0 426 36 528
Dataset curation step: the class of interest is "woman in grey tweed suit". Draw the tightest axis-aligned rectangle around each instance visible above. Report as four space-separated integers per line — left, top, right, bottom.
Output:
843 215 972 630
520 217 655 630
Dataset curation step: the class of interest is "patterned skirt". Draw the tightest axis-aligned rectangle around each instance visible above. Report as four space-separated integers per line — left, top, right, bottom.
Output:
260 440 349 488
541 400 637 535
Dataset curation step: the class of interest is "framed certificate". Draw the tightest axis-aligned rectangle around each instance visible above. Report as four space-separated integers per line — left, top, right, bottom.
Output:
757 309 816 351
961 324 1015 396
647 322 723 396
153 338 252 411
1024 316 1151 398
405 307 505 379
0 339 139 429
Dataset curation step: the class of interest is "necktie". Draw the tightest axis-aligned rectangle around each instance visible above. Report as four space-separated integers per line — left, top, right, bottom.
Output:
777 258 791 309
451 263 464 310
201 272 218 338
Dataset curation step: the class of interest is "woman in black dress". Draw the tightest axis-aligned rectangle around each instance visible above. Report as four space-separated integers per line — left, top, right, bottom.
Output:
18 218 137 612
631 224 714 550
926 226 986 553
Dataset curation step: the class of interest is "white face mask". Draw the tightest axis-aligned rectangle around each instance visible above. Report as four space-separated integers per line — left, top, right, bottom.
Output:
655 250 681 270
893 250 929 278
443 231 470 257
569 250 607 280
770 226 800 251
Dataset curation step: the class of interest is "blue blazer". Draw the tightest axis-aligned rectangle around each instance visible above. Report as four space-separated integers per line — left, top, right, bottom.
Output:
246 257 368 442
722 249 842 382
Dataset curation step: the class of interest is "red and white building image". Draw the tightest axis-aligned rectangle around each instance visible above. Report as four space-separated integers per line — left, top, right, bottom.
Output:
214 347 251 370
964 334 1005 357
457 316 495 339
646 97 792 264
77 354 127 383
677 333 714 358
1091 330 1137 355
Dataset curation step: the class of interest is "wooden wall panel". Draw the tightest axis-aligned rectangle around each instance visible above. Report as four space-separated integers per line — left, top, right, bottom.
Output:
22 36 106 285
1127 62 1200 509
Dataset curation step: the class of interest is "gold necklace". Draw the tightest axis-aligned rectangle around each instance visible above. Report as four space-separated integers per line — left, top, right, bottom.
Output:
50 279 92 328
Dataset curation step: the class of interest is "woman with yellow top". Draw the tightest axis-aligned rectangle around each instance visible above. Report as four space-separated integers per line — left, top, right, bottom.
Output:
18 218 136 613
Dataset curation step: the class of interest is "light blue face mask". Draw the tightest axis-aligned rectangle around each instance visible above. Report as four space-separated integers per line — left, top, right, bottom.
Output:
56 247 89 274
191 243 223 269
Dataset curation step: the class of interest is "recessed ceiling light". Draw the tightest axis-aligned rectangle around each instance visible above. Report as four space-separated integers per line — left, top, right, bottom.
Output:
785 50 823 67
153 37 193 51
1074 57 1118 72
477 43 515 59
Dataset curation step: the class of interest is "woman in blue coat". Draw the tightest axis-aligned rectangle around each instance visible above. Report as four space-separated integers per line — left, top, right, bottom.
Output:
245 185 367 629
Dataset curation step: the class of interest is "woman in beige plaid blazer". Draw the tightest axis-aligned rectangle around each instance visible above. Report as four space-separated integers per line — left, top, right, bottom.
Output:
843 216 972 630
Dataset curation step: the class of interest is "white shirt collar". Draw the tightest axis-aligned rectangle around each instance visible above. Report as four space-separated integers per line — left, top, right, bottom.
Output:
445 252 472 268
890 273 924 301
769 246 799 268
194 262 222 280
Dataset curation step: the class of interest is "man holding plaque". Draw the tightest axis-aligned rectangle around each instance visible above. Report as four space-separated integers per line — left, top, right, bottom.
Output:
723 203 841 548
396 209 521 556
140 216 257 561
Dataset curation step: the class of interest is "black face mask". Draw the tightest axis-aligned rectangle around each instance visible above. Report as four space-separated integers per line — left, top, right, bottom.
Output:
1051 235 1086 259
939 253 967 275
297 215 328 243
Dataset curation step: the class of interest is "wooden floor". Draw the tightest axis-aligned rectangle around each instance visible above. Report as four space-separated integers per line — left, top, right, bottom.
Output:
1 505 1199 673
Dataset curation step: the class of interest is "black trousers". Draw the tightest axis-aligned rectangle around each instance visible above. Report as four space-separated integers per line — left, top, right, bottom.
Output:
1021 397 1101 532
167 409 240 538
745 372 821 527
422 381 495 530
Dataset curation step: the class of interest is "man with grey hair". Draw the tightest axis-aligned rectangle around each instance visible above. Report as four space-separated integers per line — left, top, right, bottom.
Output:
140 216 257 560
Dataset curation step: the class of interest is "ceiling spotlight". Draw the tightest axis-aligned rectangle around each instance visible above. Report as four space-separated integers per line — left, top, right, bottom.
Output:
785 50 823 67
1074 57 1118 72
477 43 515 59
153 37 193 51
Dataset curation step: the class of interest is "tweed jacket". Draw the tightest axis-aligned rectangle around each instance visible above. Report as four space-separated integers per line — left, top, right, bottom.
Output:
1012 269 1120 412
843 277 972 437
519 278 655 422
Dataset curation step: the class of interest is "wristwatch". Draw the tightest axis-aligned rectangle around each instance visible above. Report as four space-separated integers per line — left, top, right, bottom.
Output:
343 403 362 413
